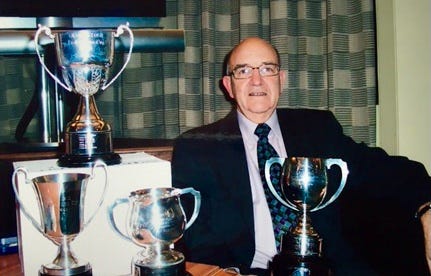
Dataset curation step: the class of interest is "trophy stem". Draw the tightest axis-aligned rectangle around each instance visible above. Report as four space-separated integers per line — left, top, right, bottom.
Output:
58 95 121 167
284 211 322 257
132 245 186 276
273 211 330 276
40 242 92 276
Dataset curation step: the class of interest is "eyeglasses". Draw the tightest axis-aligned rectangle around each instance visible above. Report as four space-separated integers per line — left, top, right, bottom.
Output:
229 63 280 79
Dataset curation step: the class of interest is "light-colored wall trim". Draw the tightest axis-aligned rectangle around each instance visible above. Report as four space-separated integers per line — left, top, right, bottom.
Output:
376 0 431 173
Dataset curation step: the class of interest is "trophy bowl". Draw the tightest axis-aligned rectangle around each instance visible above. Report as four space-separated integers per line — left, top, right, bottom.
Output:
12 160 108 275
265 157 349 275
108 187 201 276
34 24 134 168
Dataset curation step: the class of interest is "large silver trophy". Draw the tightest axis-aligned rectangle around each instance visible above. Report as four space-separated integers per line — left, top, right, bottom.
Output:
12 160 108 275
108 187 201 276
34 24 134 167
265 157 349 275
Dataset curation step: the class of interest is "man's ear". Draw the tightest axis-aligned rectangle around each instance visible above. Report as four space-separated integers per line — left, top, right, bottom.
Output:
279 70 286 89
222 75 234 99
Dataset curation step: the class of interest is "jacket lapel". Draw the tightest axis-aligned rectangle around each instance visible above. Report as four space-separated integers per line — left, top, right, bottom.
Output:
218 110 255 243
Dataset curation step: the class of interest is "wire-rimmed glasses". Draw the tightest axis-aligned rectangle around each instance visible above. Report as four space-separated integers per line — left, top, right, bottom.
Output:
229 63 280 79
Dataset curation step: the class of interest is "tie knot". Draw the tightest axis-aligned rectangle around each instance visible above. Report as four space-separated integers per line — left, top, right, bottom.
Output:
254 123 271 138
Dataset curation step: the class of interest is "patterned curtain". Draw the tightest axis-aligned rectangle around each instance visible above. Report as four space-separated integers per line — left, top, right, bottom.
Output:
0 57 39 142
115 0 377 144
0 0 377 146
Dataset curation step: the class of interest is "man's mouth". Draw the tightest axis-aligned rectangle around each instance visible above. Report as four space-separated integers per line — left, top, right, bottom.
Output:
249 91 267 96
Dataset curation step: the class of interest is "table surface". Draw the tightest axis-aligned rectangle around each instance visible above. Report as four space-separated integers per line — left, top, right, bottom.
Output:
0 253 22 276
0 253 235 276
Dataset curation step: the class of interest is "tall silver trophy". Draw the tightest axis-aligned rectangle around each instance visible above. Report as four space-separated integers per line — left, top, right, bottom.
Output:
265 157 349 275
108 187 201 276
34 24 134 167
12 161 108 276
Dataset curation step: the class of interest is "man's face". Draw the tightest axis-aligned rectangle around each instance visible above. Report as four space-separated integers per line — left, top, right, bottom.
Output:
222 37 286 123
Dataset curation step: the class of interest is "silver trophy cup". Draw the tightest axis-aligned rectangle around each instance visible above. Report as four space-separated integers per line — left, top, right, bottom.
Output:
265 157 349 275
12 160 108 276
34 24 134 167
108 187 201 276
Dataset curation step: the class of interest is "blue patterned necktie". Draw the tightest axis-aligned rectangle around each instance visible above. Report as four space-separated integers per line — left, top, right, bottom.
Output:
255 123 295 250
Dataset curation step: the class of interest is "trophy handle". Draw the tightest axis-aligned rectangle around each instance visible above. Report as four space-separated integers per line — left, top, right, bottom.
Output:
101 23 134 90
11 167 45 235
176 187 201 230
34 25 72 92
265 157 298 210
107 197 132 241
312 158 349 212
83 160 109 227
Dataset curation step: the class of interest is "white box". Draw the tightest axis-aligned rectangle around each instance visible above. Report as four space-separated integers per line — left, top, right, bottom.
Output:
13 152 172 276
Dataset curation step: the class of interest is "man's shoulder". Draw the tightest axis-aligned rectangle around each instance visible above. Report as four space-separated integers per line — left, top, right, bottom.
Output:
277 107 338 130
183 120 224 135
178 110 238 139
278 107 334 119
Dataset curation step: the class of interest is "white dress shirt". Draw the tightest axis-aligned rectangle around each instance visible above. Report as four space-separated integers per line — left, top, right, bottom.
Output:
237 110 288 269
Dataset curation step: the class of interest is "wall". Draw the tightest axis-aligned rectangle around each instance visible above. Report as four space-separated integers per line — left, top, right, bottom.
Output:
376 0 431 173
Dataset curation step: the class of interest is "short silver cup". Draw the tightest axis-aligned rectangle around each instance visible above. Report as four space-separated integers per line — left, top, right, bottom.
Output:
12 160 108 276
265 157 349 275
108 187 201 276
34 24 134 167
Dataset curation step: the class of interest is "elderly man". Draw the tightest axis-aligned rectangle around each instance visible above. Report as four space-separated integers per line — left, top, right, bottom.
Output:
172 37 431 275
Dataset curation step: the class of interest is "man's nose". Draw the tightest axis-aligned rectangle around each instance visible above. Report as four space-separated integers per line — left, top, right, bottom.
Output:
250 68 262 84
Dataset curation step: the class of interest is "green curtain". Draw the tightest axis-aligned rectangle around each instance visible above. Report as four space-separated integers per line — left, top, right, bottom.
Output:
0 0 377 146
0 57 39 142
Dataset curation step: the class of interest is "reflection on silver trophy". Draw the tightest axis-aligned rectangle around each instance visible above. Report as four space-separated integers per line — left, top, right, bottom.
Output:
265 157 349 275
34 24 134 167
108 187 201 276
12 160 108 276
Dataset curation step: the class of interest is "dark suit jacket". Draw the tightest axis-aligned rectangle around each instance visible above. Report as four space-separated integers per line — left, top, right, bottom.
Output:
171 108 431 275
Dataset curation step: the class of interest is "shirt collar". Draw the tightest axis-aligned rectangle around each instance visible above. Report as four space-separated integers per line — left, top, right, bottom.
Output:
237 110 281 142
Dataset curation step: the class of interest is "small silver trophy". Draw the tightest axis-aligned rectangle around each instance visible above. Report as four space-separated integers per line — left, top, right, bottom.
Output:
34 24 134 167
108 187 201 276
265 157 349 275
12 160 108 276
